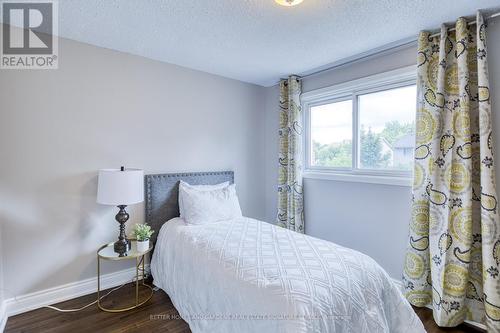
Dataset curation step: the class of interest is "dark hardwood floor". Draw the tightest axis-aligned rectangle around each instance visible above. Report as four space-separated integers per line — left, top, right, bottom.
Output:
5 282 483 333
5 283 190 333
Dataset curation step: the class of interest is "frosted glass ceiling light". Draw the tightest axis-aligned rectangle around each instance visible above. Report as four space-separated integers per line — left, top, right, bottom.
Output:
275 0 304 7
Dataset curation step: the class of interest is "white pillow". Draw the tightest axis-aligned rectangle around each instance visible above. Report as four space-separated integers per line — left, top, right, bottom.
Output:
179 183 242 225
178 181 230 218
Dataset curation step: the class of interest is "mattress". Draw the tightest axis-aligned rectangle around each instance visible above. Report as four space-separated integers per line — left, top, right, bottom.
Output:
151 217 425 333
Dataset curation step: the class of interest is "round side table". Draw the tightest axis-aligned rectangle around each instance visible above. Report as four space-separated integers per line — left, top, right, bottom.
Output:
97 241 154 312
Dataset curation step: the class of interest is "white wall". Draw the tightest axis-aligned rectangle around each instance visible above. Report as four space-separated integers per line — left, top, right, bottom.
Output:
263 19 500 280
0 29 266 299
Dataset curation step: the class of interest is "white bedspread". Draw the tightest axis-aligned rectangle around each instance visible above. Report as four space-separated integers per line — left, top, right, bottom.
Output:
151 217 425 333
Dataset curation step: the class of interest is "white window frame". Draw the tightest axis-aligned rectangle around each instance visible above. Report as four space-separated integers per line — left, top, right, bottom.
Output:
302 66 417 187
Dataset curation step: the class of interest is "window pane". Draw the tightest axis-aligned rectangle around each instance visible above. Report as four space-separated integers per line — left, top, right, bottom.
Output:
311 100 352 168
358 85 416 171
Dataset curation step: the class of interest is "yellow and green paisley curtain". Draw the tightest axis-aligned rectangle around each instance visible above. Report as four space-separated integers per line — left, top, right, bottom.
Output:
277 76 305 233
404 12 500 331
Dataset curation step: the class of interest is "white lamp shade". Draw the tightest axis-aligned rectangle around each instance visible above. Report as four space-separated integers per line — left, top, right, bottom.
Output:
97 168 144 205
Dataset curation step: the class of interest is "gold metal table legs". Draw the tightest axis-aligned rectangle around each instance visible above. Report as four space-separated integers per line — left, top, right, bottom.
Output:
97 254 153 312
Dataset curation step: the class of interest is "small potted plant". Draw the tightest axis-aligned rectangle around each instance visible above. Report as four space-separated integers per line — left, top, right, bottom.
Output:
133 223 154 252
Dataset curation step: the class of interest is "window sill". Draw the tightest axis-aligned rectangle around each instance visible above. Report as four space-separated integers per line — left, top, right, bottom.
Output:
303 170 412 187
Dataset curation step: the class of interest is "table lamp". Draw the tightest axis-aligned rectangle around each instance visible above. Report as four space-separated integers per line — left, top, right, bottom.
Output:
97 166 144 256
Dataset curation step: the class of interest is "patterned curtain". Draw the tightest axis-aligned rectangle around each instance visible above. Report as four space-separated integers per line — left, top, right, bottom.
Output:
403 12 500 331
277 76 305 233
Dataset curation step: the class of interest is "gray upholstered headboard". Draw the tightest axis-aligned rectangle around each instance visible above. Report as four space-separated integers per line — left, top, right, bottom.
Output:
145 171 234 245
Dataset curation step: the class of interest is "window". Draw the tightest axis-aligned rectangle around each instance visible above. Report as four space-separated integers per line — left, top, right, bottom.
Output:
358 85 416 171
303 66 416 186
311 99 352 168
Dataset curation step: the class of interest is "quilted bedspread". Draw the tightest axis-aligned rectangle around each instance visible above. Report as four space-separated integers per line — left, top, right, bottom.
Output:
151 217 425 333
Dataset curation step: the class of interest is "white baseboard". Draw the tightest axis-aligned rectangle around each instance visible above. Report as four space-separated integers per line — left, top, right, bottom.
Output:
4 265 149 319
0 299 7 333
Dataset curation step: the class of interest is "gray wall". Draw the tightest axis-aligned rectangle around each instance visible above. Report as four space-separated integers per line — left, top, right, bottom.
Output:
0 29 266 298
0 224 3 308
263 19 500 280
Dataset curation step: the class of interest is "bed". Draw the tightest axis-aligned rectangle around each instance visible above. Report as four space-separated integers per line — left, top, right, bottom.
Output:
147 171 425 333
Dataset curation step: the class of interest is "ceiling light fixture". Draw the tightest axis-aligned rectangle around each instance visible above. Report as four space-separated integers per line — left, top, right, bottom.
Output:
275 0 304 7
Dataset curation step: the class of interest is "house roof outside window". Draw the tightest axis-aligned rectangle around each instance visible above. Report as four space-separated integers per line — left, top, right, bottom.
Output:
393 134 415 149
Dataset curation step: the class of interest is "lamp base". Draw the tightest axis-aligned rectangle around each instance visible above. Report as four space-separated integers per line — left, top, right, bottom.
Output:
114 205 130 257
114 238 129 256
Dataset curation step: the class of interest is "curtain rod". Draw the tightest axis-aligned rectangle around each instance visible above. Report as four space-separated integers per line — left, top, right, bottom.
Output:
299 10 500 81
428 11 500 38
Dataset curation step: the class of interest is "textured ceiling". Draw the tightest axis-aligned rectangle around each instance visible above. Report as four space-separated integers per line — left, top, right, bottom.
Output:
20 1 500 85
